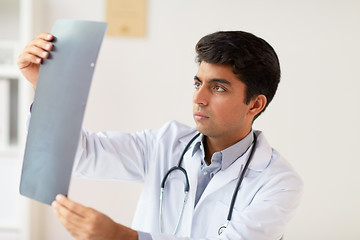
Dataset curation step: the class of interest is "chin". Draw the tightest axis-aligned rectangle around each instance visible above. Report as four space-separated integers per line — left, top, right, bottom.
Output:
195 125 211 137
195 124 205 134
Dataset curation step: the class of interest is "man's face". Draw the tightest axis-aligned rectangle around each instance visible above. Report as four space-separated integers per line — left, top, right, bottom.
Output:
193 61 254 143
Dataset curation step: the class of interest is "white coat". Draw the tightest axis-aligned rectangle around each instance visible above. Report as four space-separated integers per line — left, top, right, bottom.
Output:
73 120 303 240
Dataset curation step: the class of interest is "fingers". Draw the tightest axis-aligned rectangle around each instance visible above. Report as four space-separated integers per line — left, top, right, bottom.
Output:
17 47 44 69
52 195 138 240
17 33 54 69
52 199 85 227
36 32 54 42
52 195 107 239
29 32 53 52
54 194 90 217
52 195 93 239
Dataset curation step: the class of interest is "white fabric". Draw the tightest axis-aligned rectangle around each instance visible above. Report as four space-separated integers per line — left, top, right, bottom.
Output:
72 120 303 240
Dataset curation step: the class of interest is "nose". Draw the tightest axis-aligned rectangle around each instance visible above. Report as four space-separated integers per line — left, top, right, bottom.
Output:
193 85 209 106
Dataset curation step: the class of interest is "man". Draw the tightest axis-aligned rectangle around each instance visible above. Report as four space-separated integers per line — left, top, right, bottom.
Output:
18 31 303 240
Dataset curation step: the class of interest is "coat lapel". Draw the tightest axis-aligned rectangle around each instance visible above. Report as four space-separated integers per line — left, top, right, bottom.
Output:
176 133 201 235
194 131 272 211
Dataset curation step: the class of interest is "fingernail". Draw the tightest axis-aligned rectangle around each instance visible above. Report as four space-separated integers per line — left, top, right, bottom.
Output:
46 43 52 50
36 58 41 63
56 194 63 200
51 201 57 207
47 34 52 40
42 52 47 57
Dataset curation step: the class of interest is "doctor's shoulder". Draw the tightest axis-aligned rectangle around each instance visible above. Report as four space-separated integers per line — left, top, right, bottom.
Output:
137 120 198 168
253 131 303 187
145 120 198 144
252 133 304 213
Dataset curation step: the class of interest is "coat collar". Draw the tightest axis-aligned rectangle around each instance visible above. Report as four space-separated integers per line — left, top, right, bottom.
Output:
179 130 272 172
179 130 273 212
248 130 273 172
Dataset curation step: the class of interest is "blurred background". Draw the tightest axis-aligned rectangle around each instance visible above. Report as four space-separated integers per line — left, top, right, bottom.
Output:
0 0 359 239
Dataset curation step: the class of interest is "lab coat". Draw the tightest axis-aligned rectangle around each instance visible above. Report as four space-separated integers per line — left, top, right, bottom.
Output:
73 120 303 240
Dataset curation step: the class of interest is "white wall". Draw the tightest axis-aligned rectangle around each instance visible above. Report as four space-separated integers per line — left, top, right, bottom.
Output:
27 0 360 239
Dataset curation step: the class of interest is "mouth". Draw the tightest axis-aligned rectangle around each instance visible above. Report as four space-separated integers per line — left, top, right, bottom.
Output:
194 111 209 121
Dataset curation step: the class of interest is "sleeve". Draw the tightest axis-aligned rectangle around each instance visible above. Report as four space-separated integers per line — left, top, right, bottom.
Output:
72 126 157 182
72 120 193 182
26 108 156 182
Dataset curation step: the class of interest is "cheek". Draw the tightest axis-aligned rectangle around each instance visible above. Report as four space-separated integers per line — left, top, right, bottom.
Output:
215 102 248 123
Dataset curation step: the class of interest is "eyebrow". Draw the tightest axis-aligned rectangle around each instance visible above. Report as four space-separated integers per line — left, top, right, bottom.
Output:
194 75 231 85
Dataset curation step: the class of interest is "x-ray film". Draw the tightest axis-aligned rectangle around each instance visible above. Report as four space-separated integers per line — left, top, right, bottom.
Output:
20 19 107 205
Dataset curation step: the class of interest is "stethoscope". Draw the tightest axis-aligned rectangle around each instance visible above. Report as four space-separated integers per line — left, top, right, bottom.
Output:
159 132 257 235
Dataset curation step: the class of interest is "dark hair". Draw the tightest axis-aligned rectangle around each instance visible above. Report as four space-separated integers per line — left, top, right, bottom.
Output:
195 31 281 119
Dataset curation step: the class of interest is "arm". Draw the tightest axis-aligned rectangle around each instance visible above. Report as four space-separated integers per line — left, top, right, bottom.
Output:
19 33 153 182
72 127 155 182
52 195 152 240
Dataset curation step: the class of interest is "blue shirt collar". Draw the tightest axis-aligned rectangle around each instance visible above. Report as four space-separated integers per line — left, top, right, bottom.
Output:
192 130 254 171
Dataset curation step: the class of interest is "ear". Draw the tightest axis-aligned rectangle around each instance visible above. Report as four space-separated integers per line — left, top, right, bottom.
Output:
248 94 267 117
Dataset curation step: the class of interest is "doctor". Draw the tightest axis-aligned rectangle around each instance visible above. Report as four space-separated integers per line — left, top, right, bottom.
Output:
18 31 303 240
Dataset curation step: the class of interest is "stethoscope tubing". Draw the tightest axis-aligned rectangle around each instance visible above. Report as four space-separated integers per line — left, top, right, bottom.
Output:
226 132 257 222
176 133 201 168
159 133 200 234
159 131 257 235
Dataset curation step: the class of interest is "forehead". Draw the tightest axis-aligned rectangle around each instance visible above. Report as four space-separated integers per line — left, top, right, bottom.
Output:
196 61 243 85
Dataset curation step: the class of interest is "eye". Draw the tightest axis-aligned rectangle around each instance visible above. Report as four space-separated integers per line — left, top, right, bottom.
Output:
214 85 226 92
194 81 201 89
